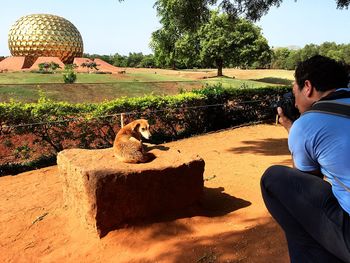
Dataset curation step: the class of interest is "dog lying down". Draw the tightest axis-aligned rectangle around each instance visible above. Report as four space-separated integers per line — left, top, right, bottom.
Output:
113 119 154 163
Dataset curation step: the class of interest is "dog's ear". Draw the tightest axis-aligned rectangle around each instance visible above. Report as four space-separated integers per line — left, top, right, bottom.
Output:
132 123 140 132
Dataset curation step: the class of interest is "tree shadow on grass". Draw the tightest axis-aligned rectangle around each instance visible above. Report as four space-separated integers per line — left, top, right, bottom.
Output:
252 77 293 86
228 138 290 156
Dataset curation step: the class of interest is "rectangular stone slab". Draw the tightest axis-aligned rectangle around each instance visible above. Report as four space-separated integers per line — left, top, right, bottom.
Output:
57 147 205 237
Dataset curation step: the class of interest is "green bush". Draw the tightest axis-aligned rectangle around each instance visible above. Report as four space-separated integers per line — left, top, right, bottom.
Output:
63 64 77 83
38 62 61 73
0 85 290 175
63 71 77 83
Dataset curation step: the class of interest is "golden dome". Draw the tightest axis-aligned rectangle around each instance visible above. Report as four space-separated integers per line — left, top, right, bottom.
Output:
8 14 83 65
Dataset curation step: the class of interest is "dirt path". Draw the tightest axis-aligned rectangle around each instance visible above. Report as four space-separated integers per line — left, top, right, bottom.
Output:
0 124 291 263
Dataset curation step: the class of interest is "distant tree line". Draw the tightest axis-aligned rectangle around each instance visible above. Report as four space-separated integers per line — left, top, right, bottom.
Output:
270 42 350 70
84 41 350 71
83 53 156 68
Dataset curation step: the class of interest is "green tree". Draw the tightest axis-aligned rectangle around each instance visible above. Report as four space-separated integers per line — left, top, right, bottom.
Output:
127 52 144 67
284 49 301 70
112 53 128 67
175 33 201 69
271 48 290 69
139 54 156 68
120 0 350 30
198 12 271 76
339 44 350 64
319 42 341 60
150 25 180 69
299 44 319 62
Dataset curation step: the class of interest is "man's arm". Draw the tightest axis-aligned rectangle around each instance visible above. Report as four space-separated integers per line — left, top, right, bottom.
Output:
277 107 293 133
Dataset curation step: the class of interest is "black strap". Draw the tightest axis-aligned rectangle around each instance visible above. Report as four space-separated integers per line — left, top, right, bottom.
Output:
304 90 350 118
308 101 350 119
318 89 350 101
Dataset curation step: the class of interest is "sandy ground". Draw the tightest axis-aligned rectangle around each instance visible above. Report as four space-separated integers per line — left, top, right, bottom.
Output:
0 123 292 263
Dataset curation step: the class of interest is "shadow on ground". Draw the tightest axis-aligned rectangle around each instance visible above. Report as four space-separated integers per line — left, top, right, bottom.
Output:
125 186 251 230
228 138 289 156
125 218 289 263
252 77 292 86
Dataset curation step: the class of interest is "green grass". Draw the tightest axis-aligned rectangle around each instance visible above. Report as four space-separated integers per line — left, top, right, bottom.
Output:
0 70 289 103
0 82 204 103
201 77 282 88
126 72 192 82
0 71 122 84
0 71 193 84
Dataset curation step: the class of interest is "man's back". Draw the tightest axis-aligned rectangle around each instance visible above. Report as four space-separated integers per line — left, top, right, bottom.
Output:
289 96 350 214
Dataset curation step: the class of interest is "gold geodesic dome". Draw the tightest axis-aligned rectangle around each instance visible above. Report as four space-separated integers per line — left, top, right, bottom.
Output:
8 14 83 65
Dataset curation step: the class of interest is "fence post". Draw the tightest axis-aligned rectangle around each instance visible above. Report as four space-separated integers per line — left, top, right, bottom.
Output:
120 113 125 128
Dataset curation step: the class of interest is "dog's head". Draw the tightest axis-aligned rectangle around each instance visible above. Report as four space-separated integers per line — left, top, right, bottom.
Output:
131 119 151 139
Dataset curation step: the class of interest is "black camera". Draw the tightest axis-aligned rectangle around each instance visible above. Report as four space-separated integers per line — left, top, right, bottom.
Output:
271 92 300 122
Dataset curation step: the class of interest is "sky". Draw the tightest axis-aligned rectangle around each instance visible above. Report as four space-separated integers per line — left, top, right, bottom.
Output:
0 0 350 56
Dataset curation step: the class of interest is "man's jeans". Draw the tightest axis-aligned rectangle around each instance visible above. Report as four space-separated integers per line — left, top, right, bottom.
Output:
261 165 350 263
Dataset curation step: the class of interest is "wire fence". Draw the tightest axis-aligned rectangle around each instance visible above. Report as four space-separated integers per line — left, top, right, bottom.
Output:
0 96 278 176
1 100 267 129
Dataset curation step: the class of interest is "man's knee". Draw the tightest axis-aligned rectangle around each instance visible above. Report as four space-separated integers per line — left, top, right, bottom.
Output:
261 165 290 190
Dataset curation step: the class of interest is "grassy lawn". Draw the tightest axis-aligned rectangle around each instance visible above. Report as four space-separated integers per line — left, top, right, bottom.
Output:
0 71 193 84
202 76 291 88
0 72 122 84
126 72 192 82
0 82 203 103
0 69 293 103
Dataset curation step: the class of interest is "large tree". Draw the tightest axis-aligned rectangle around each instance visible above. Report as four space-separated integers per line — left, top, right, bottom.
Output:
199 11 271 75
120 0 350 30
150 25 180 69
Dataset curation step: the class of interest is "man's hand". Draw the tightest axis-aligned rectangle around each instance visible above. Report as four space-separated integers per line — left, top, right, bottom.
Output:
277 107 293 133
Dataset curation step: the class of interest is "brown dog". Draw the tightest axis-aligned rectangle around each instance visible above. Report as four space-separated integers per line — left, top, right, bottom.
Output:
113 119 151 163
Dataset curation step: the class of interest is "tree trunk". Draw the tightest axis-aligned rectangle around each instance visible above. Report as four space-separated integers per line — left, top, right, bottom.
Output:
216 58 223 76
171 50 176 70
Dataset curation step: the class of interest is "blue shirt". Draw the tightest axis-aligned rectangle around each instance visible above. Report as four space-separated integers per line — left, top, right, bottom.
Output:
289 92 350 215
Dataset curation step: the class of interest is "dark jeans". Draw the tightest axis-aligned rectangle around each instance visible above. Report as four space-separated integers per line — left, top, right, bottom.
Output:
261 165 350 263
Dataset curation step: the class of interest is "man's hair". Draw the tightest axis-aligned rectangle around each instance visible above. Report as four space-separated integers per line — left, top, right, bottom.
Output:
294 55 349 91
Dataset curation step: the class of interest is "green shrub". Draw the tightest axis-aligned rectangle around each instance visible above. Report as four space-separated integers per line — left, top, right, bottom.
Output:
0 85 291 175
63 64 77 83
38 62 61 73
63 71 77 83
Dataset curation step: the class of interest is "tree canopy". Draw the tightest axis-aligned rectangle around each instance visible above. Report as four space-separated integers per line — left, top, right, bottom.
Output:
150 10 271 74
198 12 271 75
119 0 350 30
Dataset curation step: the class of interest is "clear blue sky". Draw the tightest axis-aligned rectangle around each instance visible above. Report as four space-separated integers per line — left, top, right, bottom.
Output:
0 0 350 56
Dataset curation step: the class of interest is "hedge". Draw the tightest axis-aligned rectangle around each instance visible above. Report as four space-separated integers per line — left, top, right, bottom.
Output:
0 84 290 175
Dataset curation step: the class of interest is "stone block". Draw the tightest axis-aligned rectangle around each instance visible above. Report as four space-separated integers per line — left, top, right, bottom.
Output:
57 147 205 237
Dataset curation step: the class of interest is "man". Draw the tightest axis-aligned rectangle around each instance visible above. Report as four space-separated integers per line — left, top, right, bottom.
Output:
261 55 350 262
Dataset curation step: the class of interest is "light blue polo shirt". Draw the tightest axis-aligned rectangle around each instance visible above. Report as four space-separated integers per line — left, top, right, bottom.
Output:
288 92 350 215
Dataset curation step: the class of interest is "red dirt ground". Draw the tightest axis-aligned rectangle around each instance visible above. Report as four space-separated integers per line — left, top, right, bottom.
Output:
0 124 291 263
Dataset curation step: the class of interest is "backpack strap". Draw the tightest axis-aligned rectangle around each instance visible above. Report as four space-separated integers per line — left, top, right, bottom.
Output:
306 101 350 119
303 90 350 118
